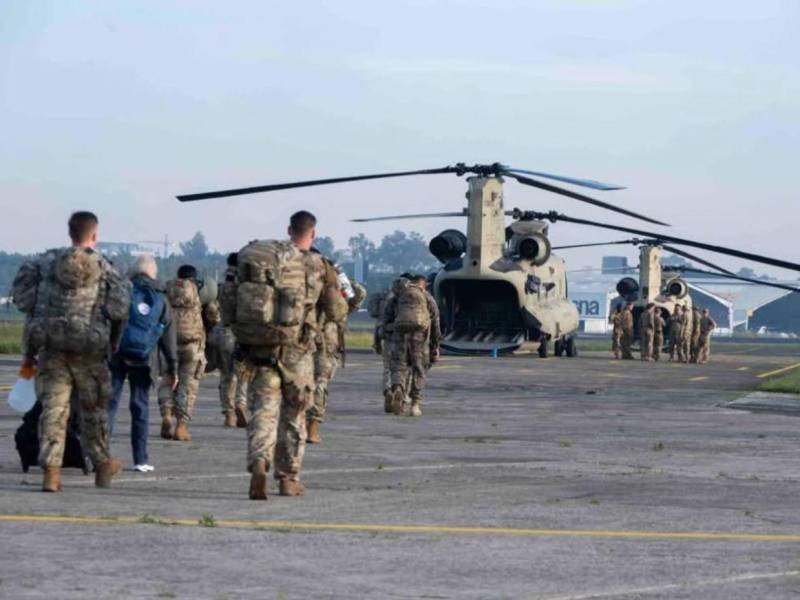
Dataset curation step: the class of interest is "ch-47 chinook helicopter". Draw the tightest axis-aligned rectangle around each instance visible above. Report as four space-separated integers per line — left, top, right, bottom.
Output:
177 162 800 356
553 239 800 343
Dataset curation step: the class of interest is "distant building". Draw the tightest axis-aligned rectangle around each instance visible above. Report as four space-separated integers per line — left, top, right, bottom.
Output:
96 241 150 257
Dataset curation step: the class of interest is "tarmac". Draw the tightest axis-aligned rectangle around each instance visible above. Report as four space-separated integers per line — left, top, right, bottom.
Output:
1 345 800 599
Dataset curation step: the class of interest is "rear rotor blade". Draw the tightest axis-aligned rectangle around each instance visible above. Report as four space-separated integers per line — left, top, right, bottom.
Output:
552 239 642 250
500 166 624 191
177 166 458 202
660 245 736 276
671 267 800 293
530 210 800 273
351 211 466 223
507 174 669 226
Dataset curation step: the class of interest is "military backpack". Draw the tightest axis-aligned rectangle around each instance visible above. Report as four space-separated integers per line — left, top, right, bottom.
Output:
393 284 430 333
166 278 204 344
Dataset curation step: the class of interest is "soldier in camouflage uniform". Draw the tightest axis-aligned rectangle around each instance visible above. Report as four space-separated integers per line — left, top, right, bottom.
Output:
620 303 635 360
158 265 220 441
376 275 412 412
668 305 682 361
697 309 717 364
306 260 366 444
222 211 347 499
12 211 130 492
652 307 666 362
690 306 702 363
639 304 655 361
385 274 442 417
610 306 623 359
678 305 693 363
210 253 248 428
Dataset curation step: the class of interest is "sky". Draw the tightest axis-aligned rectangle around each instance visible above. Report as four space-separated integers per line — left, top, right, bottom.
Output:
1 1 798 277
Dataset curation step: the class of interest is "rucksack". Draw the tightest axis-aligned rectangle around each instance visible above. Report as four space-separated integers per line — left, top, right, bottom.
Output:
166 278 204 344
367 291 387 319
394 284 430 333
119 280 166 360
22 248 131 354
229 240 307 347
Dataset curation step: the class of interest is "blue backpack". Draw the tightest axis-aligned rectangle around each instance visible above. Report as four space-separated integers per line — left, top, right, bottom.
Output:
119 281 166 360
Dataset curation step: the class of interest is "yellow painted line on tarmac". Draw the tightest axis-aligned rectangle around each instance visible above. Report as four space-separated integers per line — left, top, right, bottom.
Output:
0 385 11 392
2 514 800 543
757 362 800 379
689 376 709 382
434 365 464 370
737 367 750 371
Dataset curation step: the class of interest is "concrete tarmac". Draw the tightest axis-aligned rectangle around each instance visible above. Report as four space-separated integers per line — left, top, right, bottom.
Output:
1 348 800 599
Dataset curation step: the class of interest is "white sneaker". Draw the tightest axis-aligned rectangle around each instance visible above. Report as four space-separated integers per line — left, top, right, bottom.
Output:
133 464 154 473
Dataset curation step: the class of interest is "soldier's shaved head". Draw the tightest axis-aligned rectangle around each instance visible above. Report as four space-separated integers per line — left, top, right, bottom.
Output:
68 211 99 247
288 210 317 250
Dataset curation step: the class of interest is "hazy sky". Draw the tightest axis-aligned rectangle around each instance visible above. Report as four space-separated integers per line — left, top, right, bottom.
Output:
1 1 798 276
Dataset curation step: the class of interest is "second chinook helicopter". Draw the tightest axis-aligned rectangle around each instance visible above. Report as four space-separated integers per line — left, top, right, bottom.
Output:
177 162 800 356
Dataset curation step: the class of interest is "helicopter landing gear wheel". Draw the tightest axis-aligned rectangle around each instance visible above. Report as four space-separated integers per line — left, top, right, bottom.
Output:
566 336 578 358
554 339 565 357
538 339 548 358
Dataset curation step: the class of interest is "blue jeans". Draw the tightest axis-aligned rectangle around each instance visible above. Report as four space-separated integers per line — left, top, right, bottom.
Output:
109 365 152 466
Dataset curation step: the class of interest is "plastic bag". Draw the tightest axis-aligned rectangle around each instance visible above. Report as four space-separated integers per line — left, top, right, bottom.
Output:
8 377 36 413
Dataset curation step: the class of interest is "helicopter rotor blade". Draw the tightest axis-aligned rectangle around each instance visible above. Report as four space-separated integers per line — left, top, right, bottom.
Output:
520 210 800 273
500 166 624 191
177 166 459 202
668 267 800 293
660 245 736 276
351 211 466 223
506 174 669 226
552 239 643 250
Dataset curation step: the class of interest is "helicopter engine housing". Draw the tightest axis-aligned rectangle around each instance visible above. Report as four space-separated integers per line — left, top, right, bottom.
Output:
429 229 467 264
665 277 689 299
616 277 639 300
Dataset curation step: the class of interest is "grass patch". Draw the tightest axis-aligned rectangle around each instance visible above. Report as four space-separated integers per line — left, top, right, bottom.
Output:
757 368 800 394
0 321 23 354
344 330 374 350
198 514 217 528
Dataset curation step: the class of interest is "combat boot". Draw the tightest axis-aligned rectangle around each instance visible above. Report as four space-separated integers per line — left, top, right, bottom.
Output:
279 478 305 497
173 419 191 442
391 386 406 416
224 412 237 428
383 390 392 413
95 458 122 488
235 405 248 428
409 401 422 417
160 410 173 440
307 420 321 444
42 466 62 492
249 459 268 500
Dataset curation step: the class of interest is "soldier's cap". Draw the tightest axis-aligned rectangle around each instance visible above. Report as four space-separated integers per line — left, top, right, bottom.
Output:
177 264 198 280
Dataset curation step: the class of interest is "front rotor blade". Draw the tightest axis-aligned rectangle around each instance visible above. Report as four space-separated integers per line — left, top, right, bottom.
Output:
660 245 736 276
500 166 624 191
675 267 800 293
542 212 800 272
508 174 669 226
177 166 457 202
351 211 466 223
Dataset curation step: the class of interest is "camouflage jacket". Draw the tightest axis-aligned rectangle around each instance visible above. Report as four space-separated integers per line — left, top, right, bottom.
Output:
382 285 442 349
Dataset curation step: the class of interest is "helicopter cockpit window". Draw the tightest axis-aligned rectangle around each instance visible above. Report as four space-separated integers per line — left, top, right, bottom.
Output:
525 275 541 295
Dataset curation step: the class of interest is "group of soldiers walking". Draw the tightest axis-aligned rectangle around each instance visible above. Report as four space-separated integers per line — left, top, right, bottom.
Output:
14 209 446 500
611 303 717 363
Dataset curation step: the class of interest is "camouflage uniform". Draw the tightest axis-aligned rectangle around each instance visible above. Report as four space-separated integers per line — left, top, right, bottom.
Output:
158 281 219 422
385 285 442 412
610 311 623 359
653 312 665 361
639 310 654 361
620 308 634 359
668 308 682 361
239 246 347 483
697 314 717 363
678 307 693 363
690 308 702 363
307 278 366 425
12 247 130 470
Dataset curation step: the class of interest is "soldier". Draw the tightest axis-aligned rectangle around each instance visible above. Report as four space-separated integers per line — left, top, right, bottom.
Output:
306 261 367 444
158 265 220 441
11 211 130 492
678 305 693 364
690 306 702 363
639 303 655 361
668 305 682 361
385 274 442 417
376 274 412 412
210 253 248 428
610 306 623 359
697 309 717 364
652 307 666 362
620 303 634 360
221 211 347 499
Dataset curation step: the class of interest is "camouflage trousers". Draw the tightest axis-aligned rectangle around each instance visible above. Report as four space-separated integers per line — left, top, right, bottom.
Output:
244 347 314 481
215 332 248 415
668 336 678 360
697 333 712 363
307 349 338 424
640 329 654 361
653 334 663 361
159 340 206 421
389 331 428 401
620 331 634 359
690 335 701 363
36 351 111 468
678 336 692 363
381 340 392 393
612 330 622 358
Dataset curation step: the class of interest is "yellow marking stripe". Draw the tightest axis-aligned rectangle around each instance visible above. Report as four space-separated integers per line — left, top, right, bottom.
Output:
1 514 800 542
737 367 750 371
758 363 800 379
0 385 11 392
689 376 709 382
